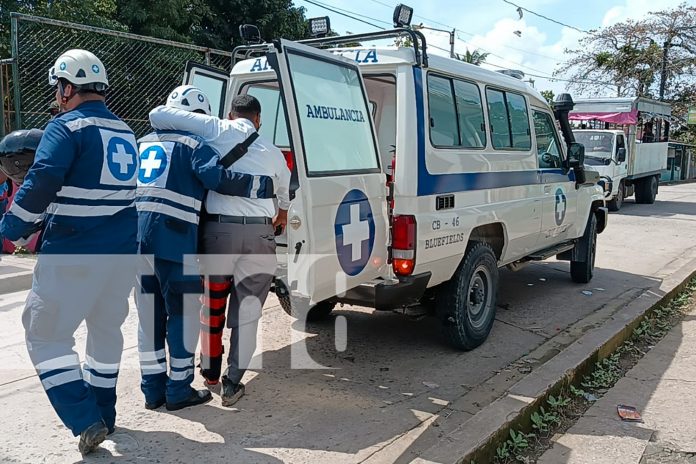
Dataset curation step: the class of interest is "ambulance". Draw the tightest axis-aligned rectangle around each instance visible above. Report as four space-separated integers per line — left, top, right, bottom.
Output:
183 12 608 350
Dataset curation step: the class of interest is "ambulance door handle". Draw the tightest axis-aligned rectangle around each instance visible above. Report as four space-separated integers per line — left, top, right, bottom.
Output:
544 185 552 194
293 241 303 263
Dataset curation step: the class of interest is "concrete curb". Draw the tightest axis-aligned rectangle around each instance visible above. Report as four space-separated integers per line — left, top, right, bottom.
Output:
0 256 35 294
421 259 696 464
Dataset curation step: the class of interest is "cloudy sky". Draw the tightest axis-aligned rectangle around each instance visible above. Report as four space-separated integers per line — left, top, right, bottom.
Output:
297 0 686 97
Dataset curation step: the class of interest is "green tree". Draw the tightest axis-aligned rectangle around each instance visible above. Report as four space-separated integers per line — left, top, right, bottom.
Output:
115 0 210 43
194 0 308 50
455 48 490 66
540 90 555 105
557 2 696 143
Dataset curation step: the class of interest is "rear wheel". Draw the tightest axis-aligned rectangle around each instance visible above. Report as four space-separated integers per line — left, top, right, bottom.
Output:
276 285 336 322
435 242 499 351
635 176 658 204
607 182 624 211
570 213 597 283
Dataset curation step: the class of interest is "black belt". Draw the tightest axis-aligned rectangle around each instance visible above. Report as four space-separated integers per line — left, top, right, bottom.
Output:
207 215 272 225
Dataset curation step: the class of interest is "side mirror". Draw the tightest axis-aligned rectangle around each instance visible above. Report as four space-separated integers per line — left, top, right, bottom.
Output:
617 147 626 163
568 142 585 167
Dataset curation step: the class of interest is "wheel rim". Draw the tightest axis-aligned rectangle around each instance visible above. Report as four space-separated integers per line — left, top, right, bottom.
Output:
467 265 492 329
651 178 658 195
617 185 623 206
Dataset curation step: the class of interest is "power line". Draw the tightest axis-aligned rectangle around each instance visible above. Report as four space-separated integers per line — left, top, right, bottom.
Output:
500 0 591 34
301 0 610 87
301 0 387 30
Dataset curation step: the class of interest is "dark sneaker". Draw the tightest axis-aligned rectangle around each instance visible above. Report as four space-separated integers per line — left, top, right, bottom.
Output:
166 389 213 411
221 377 245 407
145 398 166 410
78 421 108 455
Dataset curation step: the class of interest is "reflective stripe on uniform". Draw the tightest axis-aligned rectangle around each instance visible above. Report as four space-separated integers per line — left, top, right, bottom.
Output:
136 201 198 225
136 187 201 211
35 354 81 375
169 356 194 369
47 202 134 217
138 349 166 362
41 369 82 391
138 133 200 149
57 186 135 201
140 361 167 374
8 202 43 222
65 117 132 133
83 370 118 388
84 355 120 375
169 368 194 381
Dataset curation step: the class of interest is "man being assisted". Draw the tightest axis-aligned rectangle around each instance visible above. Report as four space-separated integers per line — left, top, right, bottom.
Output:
136 86 275 411
149 94 290 406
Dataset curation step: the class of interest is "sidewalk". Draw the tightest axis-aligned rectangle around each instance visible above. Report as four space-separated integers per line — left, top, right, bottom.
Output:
0 253 35 293
538 303 696 463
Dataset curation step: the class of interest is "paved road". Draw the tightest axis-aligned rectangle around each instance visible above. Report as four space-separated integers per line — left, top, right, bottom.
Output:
0 183 695 463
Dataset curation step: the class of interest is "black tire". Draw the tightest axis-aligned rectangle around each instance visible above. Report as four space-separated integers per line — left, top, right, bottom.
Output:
635 176 658 204
607 182 624 212
570 213 597 283
278 293 336 321
435 242 499 351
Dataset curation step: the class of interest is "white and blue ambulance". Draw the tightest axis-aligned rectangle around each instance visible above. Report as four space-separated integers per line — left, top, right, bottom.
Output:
183 22 607 350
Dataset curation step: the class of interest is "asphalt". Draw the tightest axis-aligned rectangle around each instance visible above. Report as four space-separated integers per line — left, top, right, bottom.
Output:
0 183 694 463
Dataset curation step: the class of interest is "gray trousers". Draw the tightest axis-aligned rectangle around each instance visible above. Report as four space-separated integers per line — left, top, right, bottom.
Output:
200 221 276 384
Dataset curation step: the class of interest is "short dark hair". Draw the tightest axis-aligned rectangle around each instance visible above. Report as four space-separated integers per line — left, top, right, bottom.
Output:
230 95 261 118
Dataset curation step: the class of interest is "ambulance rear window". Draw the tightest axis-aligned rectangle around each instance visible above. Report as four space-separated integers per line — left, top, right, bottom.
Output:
287 51 380 176
242 83 290 148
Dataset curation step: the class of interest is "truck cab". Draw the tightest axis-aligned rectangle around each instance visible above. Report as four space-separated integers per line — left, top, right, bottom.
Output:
183 24 607 350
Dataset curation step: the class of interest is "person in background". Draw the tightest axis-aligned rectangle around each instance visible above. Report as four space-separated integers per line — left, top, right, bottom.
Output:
642 122 655 143
149 94 290 407
0 49 138 455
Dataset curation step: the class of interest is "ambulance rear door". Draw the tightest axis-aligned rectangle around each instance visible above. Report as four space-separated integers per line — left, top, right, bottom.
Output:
268 39 390 304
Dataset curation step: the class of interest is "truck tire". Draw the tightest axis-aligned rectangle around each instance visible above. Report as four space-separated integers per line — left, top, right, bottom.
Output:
635 176 658 204
607 181 624 211
570 213 597 283
436 242 499 351
278 294 336 321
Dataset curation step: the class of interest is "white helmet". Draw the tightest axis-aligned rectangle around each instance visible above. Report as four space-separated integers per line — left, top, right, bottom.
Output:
48 49 108 91
166 85 212 115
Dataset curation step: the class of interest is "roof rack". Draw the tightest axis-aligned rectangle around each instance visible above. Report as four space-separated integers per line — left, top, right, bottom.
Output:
231 28 429 68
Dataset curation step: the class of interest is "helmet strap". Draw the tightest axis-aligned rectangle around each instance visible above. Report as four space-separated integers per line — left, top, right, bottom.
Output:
58 80 76 105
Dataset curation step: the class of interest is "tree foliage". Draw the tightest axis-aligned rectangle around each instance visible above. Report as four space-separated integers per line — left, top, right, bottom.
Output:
557 2 696 142
455 48 490 66
0 0 308 58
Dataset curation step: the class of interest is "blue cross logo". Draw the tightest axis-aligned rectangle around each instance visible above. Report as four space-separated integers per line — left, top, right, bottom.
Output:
92 64 100 74
555 188 567 225
138 146 168 183
334 189 375 276
106 137 137 181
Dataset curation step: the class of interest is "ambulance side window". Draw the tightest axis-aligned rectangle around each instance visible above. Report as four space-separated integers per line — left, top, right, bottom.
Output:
486 88 532 151
427 74 486 149
533 110 562 169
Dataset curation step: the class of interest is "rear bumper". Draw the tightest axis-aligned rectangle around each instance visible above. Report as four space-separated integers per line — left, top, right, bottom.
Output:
336 272 432 310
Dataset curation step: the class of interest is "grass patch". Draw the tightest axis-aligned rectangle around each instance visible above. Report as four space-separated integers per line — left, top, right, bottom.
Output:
487 278 696 464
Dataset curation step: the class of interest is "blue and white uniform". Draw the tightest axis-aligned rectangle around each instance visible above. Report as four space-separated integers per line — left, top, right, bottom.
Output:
135 130 273 405
0 101 138 436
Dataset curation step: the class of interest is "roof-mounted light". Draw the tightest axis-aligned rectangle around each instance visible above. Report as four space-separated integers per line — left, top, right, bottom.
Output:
239 24 262 45
393 4 414 28
309 16 331 38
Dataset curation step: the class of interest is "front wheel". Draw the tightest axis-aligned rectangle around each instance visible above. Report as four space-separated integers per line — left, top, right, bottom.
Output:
607 182 624 212
570 213 598 283
435 242 499 351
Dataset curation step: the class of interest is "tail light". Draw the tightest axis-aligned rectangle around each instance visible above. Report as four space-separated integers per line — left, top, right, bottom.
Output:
392 214 416 276
282 150 295 173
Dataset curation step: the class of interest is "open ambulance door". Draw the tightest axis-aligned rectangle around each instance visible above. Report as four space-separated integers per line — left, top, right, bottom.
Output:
183 61 230 119
268 39 389 304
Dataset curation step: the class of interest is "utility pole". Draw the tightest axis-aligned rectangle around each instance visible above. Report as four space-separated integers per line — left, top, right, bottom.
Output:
659 40 670 101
